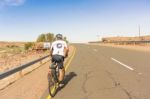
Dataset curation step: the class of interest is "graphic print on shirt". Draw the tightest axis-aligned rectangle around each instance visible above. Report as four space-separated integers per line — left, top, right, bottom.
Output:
56 43 63 54
57 43 63 48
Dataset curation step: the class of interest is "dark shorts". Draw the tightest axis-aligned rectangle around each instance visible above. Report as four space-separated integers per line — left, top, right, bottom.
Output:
50 55 65 69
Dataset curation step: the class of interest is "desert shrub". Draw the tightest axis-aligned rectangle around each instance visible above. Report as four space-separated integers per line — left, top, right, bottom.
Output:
24 42 34 50
6 45 19 48
13 48 22 54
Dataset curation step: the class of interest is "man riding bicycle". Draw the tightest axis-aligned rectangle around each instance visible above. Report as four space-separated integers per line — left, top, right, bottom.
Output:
49 34 69 87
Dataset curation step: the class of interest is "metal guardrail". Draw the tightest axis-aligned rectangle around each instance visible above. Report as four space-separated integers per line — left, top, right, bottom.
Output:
0 55 50 80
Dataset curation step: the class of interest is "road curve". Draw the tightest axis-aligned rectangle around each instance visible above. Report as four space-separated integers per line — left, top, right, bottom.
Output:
1 44 150 99
42 44 150 99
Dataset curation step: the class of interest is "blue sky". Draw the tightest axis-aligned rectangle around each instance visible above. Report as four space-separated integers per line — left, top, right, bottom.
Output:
0 0 150 42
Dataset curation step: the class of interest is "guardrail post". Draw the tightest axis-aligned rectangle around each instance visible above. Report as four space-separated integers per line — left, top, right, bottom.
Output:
19 70 23 77
40 56 42 65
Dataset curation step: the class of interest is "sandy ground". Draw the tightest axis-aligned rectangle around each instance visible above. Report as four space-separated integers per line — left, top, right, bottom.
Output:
90 43 150 53
0 51 48 72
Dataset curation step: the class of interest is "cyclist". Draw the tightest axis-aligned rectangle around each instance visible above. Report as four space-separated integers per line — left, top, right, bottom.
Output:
49 34 69 87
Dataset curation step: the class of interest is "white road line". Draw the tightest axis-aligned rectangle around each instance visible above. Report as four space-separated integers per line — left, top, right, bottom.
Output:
111 58 134 71
93 49 98 52
138 72 142 75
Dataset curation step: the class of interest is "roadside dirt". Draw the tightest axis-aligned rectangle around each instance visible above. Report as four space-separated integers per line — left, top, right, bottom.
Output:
0 51 48 72
96 43 150 52
0 45 74 99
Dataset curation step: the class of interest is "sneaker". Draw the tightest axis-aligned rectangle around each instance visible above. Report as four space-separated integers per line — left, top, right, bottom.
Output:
59 83 64 87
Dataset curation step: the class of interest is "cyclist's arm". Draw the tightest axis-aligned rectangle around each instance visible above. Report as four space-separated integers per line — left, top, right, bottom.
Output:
50 43 53 57
50 48 53 57
64 43 69 58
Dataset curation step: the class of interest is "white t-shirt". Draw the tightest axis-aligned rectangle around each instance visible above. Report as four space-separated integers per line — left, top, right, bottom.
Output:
50 40 68 56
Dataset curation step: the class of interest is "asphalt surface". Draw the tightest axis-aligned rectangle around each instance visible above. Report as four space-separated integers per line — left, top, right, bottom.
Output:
1 44 150 99
42 44 150 99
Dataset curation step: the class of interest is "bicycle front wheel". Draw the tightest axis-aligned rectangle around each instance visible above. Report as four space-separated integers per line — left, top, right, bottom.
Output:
48 73 58 97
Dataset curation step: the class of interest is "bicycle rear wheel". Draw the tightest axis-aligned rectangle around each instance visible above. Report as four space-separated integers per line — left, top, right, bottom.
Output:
48 72 58 97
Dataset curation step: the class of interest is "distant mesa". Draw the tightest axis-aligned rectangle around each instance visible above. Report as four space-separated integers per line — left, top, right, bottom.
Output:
102 35 150 43
89 35 150 43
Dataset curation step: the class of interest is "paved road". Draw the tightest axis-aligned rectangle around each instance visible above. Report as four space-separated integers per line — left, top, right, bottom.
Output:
1 44 150 99
42 44 150 99
0 46 74 99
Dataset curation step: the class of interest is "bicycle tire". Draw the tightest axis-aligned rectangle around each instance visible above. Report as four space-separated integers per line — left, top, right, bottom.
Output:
48 71 58 97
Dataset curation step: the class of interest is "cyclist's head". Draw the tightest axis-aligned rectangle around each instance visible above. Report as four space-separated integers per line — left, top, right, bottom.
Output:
56 34 63 40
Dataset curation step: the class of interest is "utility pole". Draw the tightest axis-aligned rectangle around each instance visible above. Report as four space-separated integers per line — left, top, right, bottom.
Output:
139 25 141 37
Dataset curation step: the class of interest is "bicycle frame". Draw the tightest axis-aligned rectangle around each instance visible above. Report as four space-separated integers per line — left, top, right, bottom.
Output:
48 63 59 97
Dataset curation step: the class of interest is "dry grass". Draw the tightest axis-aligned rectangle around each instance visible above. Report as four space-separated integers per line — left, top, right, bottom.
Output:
0 50 48 72
0 41 49 72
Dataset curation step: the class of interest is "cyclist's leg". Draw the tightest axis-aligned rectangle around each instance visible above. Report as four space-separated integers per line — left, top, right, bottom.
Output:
49 55 56 74
49 55 60 83
59 68 65 82
57 56 65 83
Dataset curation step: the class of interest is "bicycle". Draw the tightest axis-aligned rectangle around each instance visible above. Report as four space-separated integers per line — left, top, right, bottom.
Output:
47 62 59 97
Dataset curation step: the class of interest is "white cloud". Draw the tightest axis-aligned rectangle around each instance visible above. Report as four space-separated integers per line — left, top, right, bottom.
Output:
0 0 25 8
